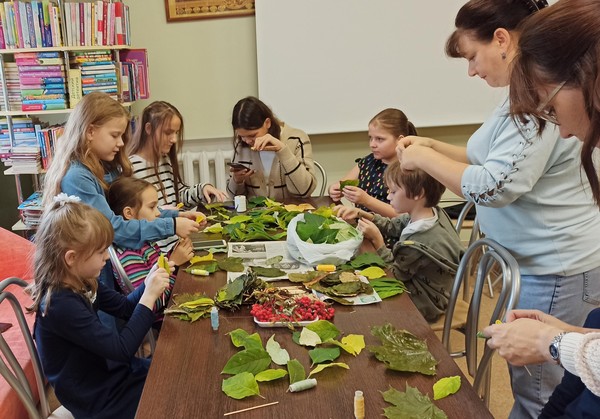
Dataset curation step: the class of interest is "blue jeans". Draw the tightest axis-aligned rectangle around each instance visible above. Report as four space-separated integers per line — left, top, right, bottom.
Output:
508 266 600 419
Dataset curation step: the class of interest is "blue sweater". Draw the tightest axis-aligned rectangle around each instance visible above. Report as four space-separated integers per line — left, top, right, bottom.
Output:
34 283 155 419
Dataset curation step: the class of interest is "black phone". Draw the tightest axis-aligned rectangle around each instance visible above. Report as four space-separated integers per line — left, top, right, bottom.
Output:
192 239 227 251
227 162 250 171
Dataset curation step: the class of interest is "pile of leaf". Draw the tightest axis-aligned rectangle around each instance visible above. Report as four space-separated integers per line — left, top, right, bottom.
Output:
339 252 406 299
164 293 214 322
368 323 438 375
290 271 374 305
381 385 447 419
214 271 268 311
296 212 361 244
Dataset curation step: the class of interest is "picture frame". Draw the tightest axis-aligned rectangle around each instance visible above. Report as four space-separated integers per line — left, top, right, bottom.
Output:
164 0 255 22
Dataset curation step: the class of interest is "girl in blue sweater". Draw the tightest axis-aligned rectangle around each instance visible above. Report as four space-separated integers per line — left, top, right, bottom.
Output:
28 196 171 419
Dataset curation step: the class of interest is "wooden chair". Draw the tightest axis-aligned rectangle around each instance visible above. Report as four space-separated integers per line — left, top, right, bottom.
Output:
0 277 72 419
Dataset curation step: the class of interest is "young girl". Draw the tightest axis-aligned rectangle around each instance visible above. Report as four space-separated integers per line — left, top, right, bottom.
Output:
42 92 204 293
335 161 464 322
228 96 317 201
329 108 417 218
27 195 171 419
108 176 194 314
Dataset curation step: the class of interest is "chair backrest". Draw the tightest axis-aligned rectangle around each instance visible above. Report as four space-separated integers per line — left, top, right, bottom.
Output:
313 161 327 196
441 238 521 406
0 277 50 419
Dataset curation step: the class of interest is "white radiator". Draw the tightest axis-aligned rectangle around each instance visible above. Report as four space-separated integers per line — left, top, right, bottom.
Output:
181 150 234 193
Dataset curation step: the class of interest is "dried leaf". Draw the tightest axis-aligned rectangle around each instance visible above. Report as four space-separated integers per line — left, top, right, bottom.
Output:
250 266 286 278
381 385 447 419
433 376 461 400
264 255 284 266
308 362 349 377
222 372 260 399
266 335 290 366
255 368 288 382
217 257 245 272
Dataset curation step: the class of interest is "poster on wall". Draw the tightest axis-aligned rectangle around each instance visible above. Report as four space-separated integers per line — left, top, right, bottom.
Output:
164 0 255 22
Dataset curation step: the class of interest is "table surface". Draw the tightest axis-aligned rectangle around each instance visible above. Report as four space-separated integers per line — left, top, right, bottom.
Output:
137 198 493 419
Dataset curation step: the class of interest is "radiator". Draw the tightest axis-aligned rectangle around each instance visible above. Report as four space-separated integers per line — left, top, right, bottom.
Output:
181 150 234 193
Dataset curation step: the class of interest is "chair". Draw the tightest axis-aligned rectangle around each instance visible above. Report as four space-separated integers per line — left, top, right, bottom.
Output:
441 238 521 406
313 161 327 196
0 277 73 419
107 246 156 357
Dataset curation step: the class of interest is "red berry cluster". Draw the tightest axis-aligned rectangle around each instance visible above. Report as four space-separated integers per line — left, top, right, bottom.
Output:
251 295 334 323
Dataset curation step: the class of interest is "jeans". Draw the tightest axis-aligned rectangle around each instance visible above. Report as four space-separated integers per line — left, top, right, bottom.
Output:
508 266 600 419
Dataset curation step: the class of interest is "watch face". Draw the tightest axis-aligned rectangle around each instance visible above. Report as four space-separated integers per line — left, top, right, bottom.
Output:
549 343 560 360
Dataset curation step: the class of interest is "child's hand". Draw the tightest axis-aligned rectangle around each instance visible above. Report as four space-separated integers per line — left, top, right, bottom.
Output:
202 184 228 203
170 238 194 266
175 217 200 238
329 182 342 201
140 268 171 310
342 185 370 206
333 205 360 221
179 211 207 228
357 218 385 249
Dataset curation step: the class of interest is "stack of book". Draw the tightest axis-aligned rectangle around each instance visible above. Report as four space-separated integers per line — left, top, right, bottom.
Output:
16 51 67 111
17 191 43 228
63 1 130 47
0 62 22 111
0 116 43 173
69 50 118 107
0 1 63 49
119 49 150 101
36 123 64 170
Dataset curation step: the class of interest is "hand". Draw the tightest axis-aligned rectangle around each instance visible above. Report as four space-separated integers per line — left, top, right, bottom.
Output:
333 204 360 221
230 167 255 184
342 186 371 206
179 211 208 228
396 135 433 167
140 267 171 309
329 182 342 202
252 134 284 152
357 218 385 249
483 318 563 365
506 309 586 333
396 143 430 171
202 184 228 203
175 217 200 238
170 238 194 266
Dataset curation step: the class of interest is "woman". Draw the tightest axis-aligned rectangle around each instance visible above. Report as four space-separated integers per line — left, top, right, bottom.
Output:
395 1 600 417
227 96 316 201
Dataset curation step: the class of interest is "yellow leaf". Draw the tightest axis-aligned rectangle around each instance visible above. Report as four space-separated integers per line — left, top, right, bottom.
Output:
284 203 315 212
340 334 365 356
359 266 386 280
190 253 214 264
308 362 349 377
158 254 171 275
196 214 206 223
203 223 223 234
176 203 184 209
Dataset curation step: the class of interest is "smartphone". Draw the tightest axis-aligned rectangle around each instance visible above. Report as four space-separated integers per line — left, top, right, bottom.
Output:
227 162 251 171
192 239 227 251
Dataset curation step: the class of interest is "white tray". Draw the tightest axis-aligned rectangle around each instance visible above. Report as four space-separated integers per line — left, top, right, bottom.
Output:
253 317 319 328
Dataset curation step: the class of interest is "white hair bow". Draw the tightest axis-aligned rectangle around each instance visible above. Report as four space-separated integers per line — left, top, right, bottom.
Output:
52 193 82 206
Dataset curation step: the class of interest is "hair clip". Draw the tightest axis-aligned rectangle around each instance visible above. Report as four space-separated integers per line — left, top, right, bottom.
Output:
521 0 548 13
52 193 81 206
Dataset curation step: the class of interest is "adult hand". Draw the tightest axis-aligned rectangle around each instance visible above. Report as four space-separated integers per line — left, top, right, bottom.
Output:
333 204 360 221
396 135 433 165
342 185 371 206
202 184 228 203
140 267 171 308
230 167 255 184
175 217 200 238
252 133 284 152
170 238 194 266
329 182 343 202
396 143 430 171
357 218 384 249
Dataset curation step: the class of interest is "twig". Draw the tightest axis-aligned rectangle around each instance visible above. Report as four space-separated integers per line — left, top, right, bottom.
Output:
224 401 279 416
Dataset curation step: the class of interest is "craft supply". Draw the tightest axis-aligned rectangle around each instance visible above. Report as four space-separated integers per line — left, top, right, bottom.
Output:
234 195 247 212
190 268 210 276
354 390 365 419
288 378 317 392
223 401 279 416
316 264 336 272
210 306 219 331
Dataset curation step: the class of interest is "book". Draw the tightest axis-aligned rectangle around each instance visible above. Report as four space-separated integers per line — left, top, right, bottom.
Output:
68 67 82 108
119 49 149 99
22 103 67 111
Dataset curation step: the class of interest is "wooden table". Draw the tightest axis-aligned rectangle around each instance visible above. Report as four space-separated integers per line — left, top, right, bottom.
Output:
137 198 493 419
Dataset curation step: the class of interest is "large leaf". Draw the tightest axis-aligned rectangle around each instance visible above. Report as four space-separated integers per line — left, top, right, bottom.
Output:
368 323 438 376
255 369 288 382
287 359 306 384
433 376 461 400
221 348 271 375
217 257 245 272
251 266 286 277
305 320 340 342
359 266 387 280
298 328 322 347
222 372 260 400
308 362 349 377
350 252 387 269
381 385 447 419
308 347 341 365
228 329 263 350
340 179 359 189
266 335 290 366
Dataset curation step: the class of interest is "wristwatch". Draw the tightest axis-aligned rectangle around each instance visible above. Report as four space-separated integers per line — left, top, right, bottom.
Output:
549 332 567 365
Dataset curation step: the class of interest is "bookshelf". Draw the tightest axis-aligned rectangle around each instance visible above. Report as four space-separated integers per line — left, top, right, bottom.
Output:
0 0 148 232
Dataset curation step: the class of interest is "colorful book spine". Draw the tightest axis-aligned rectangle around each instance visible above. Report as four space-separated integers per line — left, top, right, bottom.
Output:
68 67 82 108
18 65 65 72
22 103 67 111
15 57 64 65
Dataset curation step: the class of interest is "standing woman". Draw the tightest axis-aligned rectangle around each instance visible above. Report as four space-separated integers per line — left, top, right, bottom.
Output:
395 1 600 417
228 96 316 201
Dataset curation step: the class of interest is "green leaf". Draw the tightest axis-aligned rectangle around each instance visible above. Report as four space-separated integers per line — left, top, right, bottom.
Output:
251 266 286 277
350 252 387 269
381 385 447 419
299 328 322 347
255 368 288 382
264 255 284 266
224 214 253 224
340 179 359 189
433 376 461 400
368 323 438 376
308 347 341 365
308 362 349 377
221 348 272 375
266 335 290 366
228 329 263 350
305 320 340 342
217 257 245 272
287 359 306 384
222 372 261 400
203 222 223 234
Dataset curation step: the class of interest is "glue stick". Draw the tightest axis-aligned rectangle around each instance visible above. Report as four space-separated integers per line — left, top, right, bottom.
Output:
354 390 365 419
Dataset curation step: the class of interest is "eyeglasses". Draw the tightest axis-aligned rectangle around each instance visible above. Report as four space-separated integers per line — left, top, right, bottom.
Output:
536 80 566 124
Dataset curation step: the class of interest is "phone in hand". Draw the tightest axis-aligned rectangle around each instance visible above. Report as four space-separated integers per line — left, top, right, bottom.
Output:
227 162 251 171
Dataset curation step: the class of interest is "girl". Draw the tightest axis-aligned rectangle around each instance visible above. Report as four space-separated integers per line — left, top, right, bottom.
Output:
228 96 316 201
42 92 203 293
330 108 417 218
395 1 600 417
27 195 171 419
108 176 194 315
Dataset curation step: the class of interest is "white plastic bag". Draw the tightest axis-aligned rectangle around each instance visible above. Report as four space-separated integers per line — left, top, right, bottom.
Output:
286 213 363 266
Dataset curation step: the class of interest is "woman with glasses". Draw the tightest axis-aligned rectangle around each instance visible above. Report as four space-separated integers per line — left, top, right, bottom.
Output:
394 1 600 417
227 96 316 201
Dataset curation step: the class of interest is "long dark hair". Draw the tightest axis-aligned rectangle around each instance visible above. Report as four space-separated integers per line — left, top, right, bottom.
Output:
231 96 282 148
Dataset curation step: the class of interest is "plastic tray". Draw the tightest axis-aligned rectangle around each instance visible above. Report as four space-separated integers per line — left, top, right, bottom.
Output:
253 317 319 328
